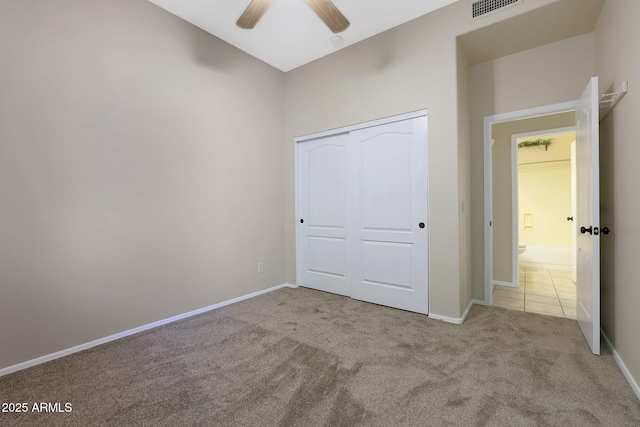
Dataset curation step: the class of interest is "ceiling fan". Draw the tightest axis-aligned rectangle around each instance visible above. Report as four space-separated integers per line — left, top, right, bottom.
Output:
236 0 350 33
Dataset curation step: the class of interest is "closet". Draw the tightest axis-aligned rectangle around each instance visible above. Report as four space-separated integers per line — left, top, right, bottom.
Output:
295 112 429 314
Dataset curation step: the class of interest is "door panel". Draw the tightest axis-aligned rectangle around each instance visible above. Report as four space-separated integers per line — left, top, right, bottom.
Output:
298 134 350 296
307 237 346 278
361 241 413 289
362 136 413 231
576 76 600 355
307 144 346 228
351 117 429 314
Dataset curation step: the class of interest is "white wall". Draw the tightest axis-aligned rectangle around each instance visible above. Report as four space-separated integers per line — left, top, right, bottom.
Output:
0 0 285 370
596 0 640 394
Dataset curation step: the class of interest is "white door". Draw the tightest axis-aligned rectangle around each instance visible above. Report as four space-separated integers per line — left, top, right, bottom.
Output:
571 140 577 283
350 117 429 314
296 114 429 315
576 76 600 355
297 133 351 296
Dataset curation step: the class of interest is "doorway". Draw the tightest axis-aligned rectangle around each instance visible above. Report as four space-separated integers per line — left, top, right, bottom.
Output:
484 77 602 355
492 124 577 318
482 100 580 307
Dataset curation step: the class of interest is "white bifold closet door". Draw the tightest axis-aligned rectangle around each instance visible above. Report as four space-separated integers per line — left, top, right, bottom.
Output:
297 115 428 314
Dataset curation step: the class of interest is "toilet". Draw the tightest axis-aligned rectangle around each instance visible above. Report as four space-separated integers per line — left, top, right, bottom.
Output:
518 243 527 255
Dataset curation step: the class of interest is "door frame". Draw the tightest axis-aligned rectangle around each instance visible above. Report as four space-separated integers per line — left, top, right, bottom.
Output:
483 101 579 305
294 109 428 304
294 109 428 144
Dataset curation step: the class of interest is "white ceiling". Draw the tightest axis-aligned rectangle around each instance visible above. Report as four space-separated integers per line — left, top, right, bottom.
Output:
148 0 459 72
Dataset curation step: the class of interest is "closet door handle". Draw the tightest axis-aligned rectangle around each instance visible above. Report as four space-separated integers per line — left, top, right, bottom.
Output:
567 216 574 221
580 226 593 235
419 222 425 229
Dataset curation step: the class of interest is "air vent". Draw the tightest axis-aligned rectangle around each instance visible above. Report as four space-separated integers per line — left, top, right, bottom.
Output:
472 0 521 18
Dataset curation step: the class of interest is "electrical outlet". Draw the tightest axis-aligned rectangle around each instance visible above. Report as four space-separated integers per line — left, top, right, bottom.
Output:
258 262 264 274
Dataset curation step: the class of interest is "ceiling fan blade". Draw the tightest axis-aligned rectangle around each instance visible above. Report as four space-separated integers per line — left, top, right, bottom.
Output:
304 0 350 33
236 0 274 29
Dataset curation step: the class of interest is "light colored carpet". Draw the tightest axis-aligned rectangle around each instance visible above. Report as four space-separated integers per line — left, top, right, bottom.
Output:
1 286 639 426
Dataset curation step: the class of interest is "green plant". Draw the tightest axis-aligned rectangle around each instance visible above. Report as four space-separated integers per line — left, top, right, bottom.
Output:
517 138 552 150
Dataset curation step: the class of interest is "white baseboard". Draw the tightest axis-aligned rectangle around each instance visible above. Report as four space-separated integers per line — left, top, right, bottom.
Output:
493 280 517 288
0 283 293 378
429 312 464 324
601 329 640 401
460 300 474 322
430 300 481 325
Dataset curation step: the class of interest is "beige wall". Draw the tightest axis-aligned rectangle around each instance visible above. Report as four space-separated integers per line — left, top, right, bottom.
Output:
0 0 285 369
283 0 574 319
518 133 574 165
3 0 630 380
470 35 595 292
490 113 575 282
519 163 572 245
518 135 574 246
596 0 640 392
283 12 462 319
458 40 473 309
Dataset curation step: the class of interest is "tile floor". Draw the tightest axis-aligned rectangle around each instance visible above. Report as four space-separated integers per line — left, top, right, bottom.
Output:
493 267 576 319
